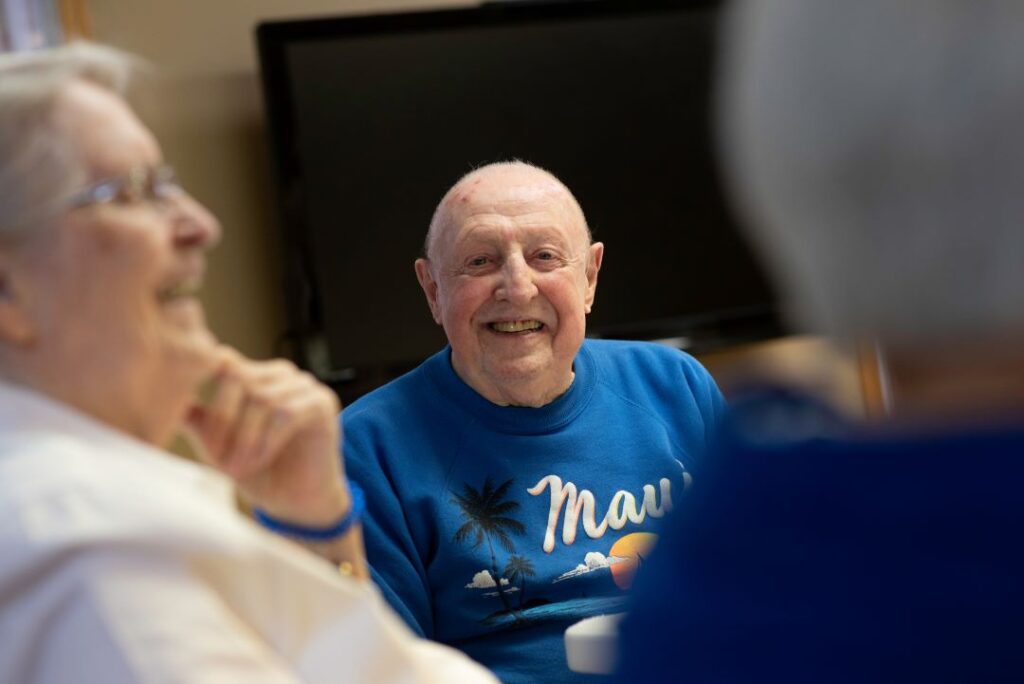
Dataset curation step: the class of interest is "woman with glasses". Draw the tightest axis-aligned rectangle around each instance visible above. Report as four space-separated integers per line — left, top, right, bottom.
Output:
0 42 495 684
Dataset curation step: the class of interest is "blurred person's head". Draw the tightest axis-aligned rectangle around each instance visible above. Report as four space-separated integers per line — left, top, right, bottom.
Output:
721 0 1024 348
415 161 603 407
0 43 221 444
720 0 1024 418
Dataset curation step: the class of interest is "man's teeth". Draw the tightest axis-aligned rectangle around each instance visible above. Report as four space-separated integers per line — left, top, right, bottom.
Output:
491 320 543 333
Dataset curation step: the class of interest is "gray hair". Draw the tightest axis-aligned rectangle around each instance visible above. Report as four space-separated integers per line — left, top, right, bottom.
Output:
424 160 591 260
720 0 1024 346
0 41 138 240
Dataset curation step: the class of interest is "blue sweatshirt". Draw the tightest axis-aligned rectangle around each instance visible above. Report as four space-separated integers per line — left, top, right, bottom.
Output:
343 339 725 684
616 390 1024 682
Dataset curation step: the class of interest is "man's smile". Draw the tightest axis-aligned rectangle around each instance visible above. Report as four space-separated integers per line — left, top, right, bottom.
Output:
488 320 545 334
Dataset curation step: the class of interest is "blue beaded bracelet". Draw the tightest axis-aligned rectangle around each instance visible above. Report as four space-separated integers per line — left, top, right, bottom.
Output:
254 483 365 542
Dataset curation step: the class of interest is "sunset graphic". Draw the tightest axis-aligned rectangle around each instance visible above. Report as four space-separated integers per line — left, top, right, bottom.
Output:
608 532 658 589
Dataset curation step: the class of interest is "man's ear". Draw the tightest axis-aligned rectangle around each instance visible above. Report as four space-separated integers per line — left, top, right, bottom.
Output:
0 262 37 347
583 242 604 315
414 258 443 325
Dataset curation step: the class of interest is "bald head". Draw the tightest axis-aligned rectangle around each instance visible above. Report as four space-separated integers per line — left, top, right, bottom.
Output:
424 161 591 260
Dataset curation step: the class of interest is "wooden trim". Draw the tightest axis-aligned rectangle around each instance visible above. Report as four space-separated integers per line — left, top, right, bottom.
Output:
856 339 889 418
57 0 91 40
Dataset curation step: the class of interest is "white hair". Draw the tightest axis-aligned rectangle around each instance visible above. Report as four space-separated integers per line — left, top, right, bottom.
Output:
720 0 1024 346
0 41 139 240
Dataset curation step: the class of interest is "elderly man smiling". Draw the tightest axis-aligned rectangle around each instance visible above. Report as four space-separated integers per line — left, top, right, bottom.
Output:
343 161 725 683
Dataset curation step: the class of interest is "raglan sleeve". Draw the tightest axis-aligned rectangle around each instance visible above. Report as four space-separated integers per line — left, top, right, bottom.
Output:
342 409 438 639
681 351 729 448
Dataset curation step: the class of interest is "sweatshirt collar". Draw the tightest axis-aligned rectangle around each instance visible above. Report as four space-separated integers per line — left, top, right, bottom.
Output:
424 341 598 435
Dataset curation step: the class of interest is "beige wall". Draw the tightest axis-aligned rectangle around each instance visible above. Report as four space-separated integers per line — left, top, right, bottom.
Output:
88 0 475 358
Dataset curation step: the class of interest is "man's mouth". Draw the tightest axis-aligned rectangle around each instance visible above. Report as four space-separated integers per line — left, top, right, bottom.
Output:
488 320 545 334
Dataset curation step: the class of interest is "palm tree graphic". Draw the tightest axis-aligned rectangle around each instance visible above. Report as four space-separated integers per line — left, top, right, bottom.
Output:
503 555 536 609
452 477 526 619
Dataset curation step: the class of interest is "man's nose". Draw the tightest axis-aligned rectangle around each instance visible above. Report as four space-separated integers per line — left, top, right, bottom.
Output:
495 254 538 304
169 193 222 250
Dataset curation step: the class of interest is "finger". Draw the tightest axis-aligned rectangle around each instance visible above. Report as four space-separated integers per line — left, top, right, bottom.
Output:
243 365 338 440
223 394 276 479
256 386 340 472
236 358 302 387
198 368 247 466
181 406 212 462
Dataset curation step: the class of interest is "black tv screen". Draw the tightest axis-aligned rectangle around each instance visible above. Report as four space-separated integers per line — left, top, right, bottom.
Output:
257 0 781 396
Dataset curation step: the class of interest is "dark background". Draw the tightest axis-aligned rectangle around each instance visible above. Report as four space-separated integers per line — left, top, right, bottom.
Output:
258 0 781 401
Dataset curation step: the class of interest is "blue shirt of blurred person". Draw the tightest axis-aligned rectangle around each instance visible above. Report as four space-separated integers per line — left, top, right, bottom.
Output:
614 389 1024 682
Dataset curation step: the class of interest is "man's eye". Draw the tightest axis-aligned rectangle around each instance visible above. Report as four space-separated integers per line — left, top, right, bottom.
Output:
468 256 490 267
534 251 561 265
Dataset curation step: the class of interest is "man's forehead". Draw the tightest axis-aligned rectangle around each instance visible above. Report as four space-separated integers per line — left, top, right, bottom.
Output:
454 211 574 244
451 188 567 222
443 197 585 251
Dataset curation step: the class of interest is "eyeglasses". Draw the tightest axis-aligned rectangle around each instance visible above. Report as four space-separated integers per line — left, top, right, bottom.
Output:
66 165 185 210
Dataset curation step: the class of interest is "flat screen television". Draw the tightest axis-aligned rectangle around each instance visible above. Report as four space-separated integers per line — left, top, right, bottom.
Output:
257 0 782 400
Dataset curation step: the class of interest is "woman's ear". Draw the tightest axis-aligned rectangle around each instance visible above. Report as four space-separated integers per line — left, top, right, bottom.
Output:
0 260 37 347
